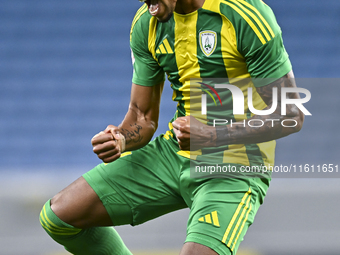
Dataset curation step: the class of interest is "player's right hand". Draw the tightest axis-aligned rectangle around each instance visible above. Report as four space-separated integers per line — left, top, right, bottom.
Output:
91 125 124 163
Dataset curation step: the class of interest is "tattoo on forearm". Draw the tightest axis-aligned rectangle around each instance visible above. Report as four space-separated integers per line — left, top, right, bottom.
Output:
121 123 143 144
225 73 301 144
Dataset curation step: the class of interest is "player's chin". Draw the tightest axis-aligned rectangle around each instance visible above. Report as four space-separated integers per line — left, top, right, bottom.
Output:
157 12 173 23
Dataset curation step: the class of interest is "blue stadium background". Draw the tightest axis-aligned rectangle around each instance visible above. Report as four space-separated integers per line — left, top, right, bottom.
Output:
0 1 339 255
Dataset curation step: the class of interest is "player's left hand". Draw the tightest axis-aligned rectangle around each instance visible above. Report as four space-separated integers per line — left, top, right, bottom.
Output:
172 116 216 151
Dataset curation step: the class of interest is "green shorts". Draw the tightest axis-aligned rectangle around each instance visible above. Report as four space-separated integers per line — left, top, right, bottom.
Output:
83 134 270 255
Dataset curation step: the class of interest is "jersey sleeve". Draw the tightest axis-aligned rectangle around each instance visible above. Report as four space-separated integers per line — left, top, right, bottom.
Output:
130 7 165 86
233 0 292 86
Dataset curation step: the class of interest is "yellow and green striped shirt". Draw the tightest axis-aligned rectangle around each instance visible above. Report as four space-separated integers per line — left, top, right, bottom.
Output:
130 0 292 168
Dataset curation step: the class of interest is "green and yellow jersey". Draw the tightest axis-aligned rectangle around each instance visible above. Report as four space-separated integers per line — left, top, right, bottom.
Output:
130 0 292 168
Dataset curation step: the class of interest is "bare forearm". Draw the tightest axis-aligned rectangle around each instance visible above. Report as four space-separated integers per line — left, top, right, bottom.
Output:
92 83 162 163
118 106 157 151
215 112 302 146
116 82 163 151
214 71 304 146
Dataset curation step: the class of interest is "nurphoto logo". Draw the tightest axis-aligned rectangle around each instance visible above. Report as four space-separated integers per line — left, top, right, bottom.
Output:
197 80 311 128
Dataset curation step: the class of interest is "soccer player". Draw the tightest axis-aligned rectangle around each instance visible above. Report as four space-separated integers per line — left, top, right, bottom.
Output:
40 0 304 254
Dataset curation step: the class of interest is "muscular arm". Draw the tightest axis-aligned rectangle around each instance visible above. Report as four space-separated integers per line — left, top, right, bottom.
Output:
173 71 305 150
220 70 304 145
118 82 164 150
92 82 163 162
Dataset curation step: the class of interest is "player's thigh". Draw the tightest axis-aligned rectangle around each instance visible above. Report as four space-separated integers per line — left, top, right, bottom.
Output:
185 177 268 255
51 176 113 228
180 242 218 255
51 135 186 229
84 137 187 226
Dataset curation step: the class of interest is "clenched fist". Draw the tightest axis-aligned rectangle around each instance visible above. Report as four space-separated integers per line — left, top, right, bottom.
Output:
172 116 216 151
91 125 126 163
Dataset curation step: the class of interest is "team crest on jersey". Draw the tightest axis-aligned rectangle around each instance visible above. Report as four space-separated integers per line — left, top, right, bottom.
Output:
199 31 217 57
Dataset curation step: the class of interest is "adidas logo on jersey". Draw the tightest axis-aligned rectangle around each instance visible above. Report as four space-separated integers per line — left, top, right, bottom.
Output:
156 38 173 54
198 211 220 227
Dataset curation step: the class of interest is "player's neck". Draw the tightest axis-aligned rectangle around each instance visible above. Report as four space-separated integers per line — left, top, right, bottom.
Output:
175 0 205 14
